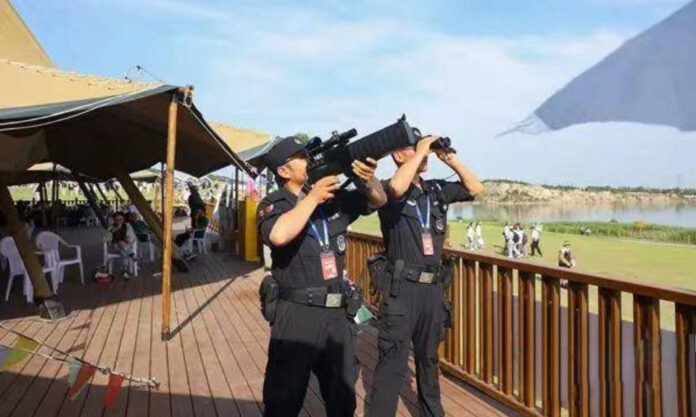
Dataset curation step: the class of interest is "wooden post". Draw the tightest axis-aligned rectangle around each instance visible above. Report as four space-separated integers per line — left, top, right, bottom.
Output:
160 164 165 217
107 181 126 205
0 176 52 300
74 177 108 229
94 183 110 205
115 170 187 275
39 182 48 228
161 92 180 338
153 181 161 215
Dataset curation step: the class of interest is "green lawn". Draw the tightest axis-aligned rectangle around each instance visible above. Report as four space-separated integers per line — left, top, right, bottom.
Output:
352 215 696 329
352 215 696 292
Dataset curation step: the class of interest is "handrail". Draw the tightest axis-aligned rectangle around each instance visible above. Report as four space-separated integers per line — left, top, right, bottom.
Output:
346 230 696 417
347 230 696 306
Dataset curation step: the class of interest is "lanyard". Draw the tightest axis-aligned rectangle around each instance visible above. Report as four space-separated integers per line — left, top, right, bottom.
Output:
309 208 330 249
414 194 430 230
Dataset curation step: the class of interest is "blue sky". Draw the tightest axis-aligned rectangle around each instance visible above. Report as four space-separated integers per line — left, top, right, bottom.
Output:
13 0 696 187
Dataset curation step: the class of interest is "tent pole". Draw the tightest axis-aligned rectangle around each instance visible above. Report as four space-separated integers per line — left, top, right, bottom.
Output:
107 181 126 206
39 182 48 228
0 176 53 301
153 181 161 217
94 183 110 206
51 164 58 230
233 168 239 232
160 165 165 219
103 181 117 207
115 171 188 273
162 91 181 339
74 177 108 229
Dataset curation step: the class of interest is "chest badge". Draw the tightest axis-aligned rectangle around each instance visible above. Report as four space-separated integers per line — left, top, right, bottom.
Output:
406 199 417 206
435 218 445 232
336 234 346 252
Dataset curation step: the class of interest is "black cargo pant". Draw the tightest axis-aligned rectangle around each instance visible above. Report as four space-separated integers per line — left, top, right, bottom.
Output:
531 239 542 256
368 279 449 417
263 300 357 417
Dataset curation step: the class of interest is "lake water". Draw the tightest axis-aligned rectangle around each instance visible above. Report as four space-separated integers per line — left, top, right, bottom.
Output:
448 203 696 228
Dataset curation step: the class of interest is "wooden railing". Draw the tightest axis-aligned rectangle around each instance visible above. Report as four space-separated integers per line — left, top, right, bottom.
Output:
346 230 696 417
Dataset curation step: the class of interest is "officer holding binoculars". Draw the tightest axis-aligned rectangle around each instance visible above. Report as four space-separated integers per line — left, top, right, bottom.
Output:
368 135 484 417
257 135 386 417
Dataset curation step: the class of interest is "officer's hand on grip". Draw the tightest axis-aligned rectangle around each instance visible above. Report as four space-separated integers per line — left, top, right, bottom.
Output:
415 135 440 157
351 157 378 183
307 175 341 205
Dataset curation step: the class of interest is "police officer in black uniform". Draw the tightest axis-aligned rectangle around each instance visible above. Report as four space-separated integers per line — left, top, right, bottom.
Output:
257 135 387 417
368 135 484 417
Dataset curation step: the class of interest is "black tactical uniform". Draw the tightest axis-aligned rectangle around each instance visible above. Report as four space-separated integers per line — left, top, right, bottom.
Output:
258 183 369 417
368 178 473 417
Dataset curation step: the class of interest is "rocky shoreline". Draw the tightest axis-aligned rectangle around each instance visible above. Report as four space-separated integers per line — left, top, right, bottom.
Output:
478 181 696 205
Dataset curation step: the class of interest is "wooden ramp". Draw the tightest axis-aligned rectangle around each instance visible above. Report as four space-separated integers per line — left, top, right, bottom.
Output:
0 228 518 417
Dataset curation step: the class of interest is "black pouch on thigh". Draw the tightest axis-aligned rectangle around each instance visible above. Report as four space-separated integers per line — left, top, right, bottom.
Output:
367 253 389 297
439 293 453 342
259 275 280 324
440 255 456 289
377 299 407 358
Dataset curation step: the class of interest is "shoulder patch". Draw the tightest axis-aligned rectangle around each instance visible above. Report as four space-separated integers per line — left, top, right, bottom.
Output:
258 204 274 218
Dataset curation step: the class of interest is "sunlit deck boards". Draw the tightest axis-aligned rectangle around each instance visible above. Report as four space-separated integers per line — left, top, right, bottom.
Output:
0 228 517 417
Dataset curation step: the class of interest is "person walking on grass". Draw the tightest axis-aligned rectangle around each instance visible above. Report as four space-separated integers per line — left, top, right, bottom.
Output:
466 222 475 249
530 225 543 256
475 221 484 249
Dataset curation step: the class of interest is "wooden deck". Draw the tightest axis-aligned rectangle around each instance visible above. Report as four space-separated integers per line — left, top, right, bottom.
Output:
0 228 518 417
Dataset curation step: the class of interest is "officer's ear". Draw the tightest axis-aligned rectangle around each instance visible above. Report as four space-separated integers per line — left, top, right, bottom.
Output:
392 149 407 166
276 165 293 181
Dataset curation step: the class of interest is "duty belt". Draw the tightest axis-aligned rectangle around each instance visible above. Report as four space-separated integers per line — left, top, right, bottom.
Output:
390 262 443 284
279 287 347 308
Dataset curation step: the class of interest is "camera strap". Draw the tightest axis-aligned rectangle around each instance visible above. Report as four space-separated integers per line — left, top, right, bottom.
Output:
309 208 338 280
414 194 434 255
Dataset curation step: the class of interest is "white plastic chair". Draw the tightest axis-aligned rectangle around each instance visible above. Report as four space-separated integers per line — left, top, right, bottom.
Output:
136 233 155 263
35 231 85 285
103 240 139 276
1 237 58 302
189 228 207 255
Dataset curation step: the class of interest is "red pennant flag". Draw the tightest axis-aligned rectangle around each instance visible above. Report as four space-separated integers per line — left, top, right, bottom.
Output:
103 374 124 408
68 363 96 400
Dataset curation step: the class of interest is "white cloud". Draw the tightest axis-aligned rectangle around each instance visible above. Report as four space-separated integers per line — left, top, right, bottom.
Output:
72 0 696 187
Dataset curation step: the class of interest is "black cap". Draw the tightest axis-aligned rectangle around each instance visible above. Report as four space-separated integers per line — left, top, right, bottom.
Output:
263 136 309 172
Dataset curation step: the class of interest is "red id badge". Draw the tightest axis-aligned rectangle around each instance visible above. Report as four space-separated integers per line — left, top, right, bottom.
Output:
422 232 434 256
320 251 338 280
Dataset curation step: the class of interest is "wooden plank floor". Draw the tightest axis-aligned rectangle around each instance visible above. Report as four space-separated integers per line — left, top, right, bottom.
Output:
0 228 518 417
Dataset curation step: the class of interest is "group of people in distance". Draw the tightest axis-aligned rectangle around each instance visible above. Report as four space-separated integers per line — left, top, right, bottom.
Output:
107 182 211 277
465 221 485 249
502 222 543 259
501 222 577 269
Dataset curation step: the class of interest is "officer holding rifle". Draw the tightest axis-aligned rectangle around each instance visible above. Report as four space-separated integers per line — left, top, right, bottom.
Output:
257 135 387 417
368 135 484 417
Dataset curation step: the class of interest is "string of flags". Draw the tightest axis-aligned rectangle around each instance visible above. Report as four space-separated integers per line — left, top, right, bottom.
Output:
0 323 158 408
